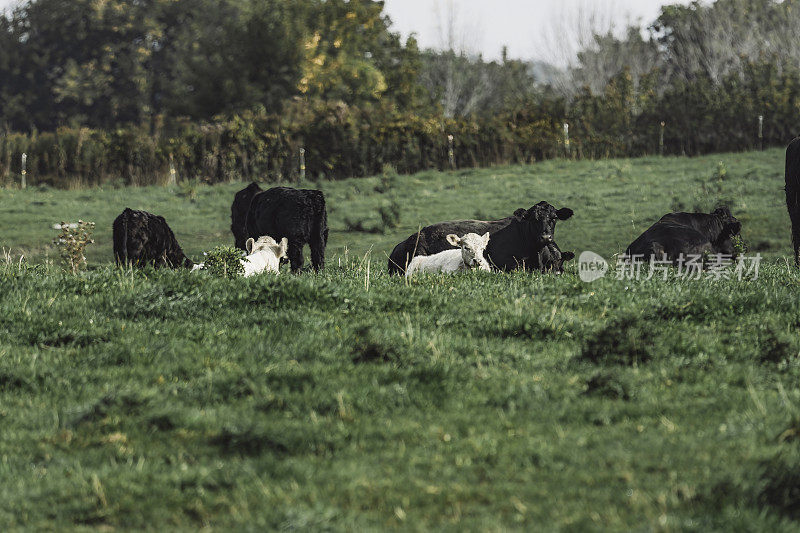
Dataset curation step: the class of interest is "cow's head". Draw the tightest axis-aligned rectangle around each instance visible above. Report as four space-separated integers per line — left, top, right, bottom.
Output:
447 232 491 271
710 206 742 255
512 201 573 246
246 236 289 261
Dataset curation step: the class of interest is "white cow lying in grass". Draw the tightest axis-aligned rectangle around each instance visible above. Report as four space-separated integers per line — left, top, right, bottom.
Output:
193 236 288 276
405 232 491 277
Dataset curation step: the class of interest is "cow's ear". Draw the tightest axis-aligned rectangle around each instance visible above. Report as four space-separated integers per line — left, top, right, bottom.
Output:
562 251 576 262
513 208 527 219
556 208 574 220
481 232 490 246
446 234 461 247
246 238 254 254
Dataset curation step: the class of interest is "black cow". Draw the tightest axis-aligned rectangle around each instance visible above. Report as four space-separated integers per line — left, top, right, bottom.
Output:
625 207 742 262
231 182 263 250
245 186 328 272
387 201 574 274
786 137 800 265
112 208 193 268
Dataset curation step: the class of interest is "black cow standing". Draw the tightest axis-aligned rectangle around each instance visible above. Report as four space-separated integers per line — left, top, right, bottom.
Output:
387 201 574 274
231 182 263 250
112 208 193 268
245 187 328 272
625 207 742 262
786 137 800 265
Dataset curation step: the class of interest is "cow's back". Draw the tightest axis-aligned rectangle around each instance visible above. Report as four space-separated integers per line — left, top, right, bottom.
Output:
246 186 326 240
657 212 721 237
626 222 713 261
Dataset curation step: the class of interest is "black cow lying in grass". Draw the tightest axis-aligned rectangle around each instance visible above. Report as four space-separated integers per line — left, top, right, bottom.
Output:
388 201 574 274
231 182 263 250
112 208 193 268
246 186 328 272
625 207 742 262
786 137 800 265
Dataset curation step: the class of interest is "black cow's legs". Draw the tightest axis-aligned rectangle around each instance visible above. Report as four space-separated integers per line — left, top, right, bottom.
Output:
310 234 325 272
791 207 800 266
287 239 305 273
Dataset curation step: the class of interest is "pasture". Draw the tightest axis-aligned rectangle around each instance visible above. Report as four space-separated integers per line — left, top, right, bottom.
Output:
2 148 800 530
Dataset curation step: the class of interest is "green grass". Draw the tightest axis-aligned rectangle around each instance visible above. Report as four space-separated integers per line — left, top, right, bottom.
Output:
1 149 800 530
0 148 790 265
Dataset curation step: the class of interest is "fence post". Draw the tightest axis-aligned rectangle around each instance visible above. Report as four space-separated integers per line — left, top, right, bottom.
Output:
659 121 665 156
168 153 177 186
21 153 27 189
563 123 570 158
299 147 306 181
758 115 764 151
447 134 455 169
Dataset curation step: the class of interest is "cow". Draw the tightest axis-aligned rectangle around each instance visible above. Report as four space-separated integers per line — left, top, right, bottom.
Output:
405 232 491 277
245 186 328 273
112 208 193 268
387 201 574 274
786 137 800 265
231 182 263 250
193 236 288 276
625 207 742 262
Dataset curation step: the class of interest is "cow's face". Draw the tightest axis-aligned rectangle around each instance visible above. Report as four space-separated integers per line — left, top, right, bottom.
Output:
714 220 743 256
514 202 574 245
246 236 289 261
447 232 491 271
709 207 742 255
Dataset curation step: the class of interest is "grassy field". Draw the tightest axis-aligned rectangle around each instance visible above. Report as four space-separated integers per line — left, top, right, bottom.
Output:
0 148 790 265
2 149 800 530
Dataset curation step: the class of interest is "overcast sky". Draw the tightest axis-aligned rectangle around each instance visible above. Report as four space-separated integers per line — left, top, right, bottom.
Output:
0 0 691 64
384 0 692 63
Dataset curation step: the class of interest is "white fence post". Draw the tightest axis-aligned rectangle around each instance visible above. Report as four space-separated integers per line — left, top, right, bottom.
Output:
21 153 27 189
447 134 455 169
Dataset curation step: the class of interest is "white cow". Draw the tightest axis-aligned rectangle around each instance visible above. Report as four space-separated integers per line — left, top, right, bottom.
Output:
405 232 491 277
193 236 288 276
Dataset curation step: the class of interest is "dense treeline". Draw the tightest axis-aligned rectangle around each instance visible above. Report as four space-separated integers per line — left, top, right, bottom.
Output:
1 0 800 187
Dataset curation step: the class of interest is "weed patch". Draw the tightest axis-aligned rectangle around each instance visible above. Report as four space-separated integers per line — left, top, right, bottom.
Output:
580 315 654 366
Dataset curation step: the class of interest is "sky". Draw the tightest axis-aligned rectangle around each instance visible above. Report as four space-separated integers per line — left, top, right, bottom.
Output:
383 0 692 64
0 0 691 65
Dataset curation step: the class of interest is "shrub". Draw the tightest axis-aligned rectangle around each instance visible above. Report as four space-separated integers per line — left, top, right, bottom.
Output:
732 235 748 256
202 246 245 279
53 220 95 274
377 199 401 233
374 164 398 193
